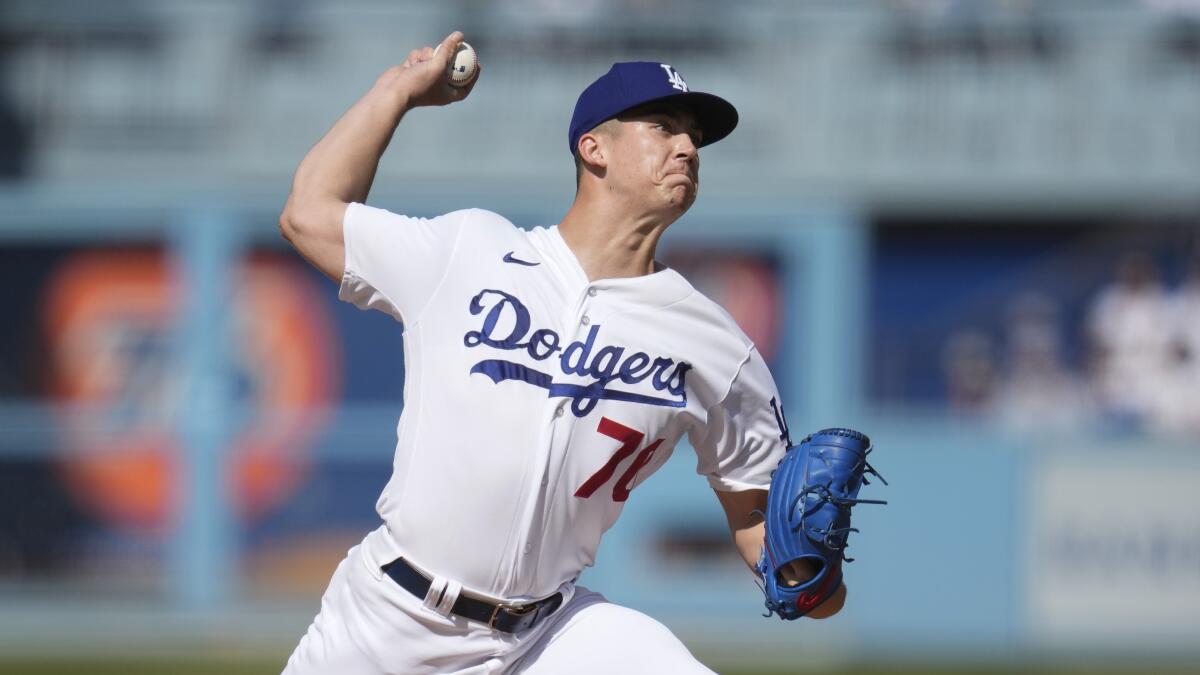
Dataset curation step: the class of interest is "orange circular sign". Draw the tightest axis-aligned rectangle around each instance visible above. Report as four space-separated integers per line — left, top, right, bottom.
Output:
41 250 339 532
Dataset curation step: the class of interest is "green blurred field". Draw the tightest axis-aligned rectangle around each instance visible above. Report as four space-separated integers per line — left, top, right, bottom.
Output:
1 660 1197 675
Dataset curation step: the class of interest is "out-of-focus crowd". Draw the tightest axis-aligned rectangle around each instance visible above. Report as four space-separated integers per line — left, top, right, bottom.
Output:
1087 254 1200 434
944 253 1200 437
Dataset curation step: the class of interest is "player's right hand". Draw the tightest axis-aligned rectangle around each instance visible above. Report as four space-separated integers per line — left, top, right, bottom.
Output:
378 31 480 109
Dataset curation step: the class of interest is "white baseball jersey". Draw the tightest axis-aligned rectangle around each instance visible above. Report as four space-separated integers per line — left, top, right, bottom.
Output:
339 203 789 602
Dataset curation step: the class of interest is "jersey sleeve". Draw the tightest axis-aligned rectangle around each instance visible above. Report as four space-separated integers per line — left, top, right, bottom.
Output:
338 203 465 324
689 347 789 492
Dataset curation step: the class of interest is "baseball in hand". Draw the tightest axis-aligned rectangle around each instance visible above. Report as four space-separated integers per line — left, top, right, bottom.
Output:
443 42 478 88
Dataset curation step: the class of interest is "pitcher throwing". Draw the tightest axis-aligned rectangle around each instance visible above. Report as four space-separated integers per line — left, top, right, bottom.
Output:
279 32 856 674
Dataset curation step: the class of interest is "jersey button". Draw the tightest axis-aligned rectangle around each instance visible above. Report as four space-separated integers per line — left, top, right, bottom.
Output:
554 405 565 418
587 288 597 297
581 315 591 325
523 543 533 554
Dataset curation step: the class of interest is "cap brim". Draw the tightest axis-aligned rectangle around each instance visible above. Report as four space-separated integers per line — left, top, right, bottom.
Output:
618 91 739 148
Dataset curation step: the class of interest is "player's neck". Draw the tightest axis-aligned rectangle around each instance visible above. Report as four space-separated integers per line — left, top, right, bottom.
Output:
558 198 672 281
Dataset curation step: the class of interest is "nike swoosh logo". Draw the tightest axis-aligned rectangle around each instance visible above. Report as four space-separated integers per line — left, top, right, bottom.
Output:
502 251 540 267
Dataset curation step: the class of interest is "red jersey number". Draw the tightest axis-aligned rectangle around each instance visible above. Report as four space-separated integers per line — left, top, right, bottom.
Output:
574 417 664 502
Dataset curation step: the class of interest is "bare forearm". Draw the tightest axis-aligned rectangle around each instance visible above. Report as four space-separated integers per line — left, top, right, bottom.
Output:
733 520 765 572
288 31 477 211
291 73 413 207
715 489 767 571
277 33 477 281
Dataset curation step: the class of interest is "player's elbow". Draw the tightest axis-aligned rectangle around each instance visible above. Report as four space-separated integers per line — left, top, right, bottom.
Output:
278 195 336 248
278 196 307 245
276 196 348 282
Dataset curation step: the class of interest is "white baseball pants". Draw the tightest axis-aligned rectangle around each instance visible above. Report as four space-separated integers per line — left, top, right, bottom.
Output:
282 535 715 674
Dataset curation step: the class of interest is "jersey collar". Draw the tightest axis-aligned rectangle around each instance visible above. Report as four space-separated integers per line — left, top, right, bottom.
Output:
535 225 695 308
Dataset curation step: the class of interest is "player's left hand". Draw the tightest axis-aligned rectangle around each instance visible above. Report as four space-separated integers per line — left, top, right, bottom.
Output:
757 428 886 620
776 558 846 618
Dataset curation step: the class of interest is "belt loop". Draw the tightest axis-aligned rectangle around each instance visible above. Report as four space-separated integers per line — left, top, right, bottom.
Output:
422 575 451 616
437 579 462 616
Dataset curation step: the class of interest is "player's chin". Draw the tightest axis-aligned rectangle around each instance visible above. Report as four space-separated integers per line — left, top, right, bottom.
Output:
664 182 698 212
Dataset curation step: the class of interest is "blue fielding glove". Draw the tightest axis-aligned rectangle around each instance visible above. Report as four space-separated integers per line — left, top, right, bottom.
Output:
757 428 886 620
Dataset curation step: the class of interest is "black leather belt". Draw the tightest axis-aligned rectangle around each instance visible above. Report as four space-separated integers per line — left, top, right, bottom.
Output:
381 557 563 634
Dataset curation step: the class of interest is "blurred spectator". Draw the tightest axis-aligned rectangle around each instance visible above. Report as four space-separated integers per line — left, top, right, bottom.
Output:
993 293 1093 433
942 329 996 412
1152 257 1200 434
1171 257 1200 369
1086 252 1174 430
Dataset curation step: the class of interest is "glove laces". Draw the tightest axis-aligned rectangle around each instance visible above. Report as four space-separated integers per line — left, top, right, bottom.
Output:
786 444 889 562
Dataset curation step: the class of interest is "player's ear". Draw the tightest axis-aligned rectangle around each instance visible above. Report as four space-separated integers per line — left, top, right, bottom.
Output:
577 132 608 172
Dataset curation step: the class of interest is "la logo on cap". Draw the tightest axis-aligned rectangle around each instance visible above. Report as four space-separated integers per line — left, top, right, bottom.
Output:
567 61 738 154
660 64 688 92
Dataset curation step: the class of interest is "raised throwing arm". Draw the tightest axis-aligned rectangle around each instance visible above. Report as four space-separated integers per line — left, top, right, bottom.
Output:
278 31 480 281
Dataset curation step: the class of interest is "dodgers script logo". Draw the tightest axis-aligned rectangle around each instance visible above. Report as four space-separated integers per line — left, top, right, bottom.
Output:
463 289 690 417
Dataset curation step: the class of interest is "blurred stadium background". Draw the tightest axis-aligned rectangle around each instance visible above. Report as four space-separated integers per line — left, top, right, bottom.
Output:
0 0 1198 673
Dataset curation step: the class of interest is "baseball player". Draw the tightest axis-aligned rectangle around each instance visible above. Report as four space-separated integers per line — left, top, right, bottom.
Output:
279 32 845 675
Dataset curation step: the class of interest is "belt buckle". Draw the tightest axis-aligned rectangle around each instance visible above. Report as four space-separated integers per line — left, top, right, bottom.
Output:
488 601 539 631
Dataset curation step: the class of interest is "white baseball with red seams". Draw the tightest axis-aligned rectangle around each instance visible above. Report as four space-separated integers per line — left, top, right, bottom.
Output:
447 42 477 87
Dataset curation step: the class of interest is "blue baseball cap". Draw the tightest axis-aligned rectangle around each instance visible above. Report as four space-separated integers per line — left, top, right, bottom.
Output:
568 62 738 156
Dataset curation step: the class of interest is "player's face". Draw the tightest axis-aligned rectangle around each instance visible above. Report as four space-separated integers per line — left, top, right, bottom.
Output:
608 105 702 215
